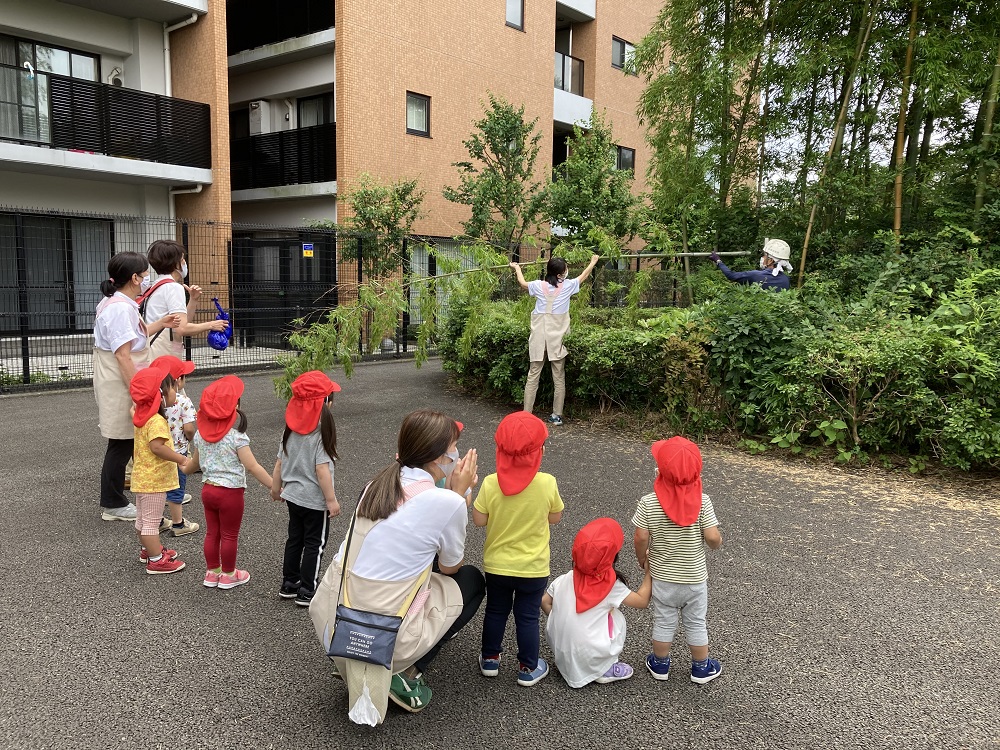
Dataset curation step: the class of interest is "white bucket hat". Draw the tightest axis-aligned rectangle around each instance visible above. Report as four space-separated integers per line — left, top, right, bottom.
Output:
762 238 791 261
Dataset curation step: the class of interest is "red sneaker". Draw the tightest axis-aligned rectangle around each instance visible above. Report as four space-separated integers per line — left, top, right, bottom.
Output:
139 547 177 564
146 553 186 575
217 569 250 589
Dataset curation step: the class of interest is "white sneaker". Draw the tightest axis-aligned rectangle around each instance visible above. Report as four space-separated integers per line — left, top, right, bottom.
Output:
102 503 138 521
182 493 192 505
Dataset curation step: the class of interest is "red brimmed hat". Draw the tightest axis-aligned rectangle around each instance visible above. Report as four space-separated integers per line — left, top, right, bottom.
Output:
572 518 624 613
494 411 548 496
130 366 169 427
197 374 244 443
286 370 341 434
149 354 195 380
651 437 704 527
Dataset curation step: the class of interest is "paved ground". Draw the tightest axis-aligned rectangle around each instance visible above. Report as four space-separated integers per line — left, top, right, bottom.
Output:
1 359 998 750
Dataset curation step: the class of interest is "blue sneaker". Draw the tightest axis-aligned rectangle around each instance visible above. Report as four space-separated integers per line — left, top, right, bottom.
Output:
479 653 501 677
547 414 563 426
691 658 723 684
645 654 671 681
517 657 549 686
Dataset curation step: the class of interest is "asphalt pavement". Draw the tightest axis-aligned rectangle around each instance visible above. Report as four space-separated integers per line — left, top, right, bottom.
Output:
1 359 997 750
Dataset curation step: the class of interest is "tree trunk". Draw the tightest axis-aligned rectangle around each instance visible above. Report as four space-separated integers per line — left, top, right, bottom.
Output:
976 40 1000 215
902 91 923 226
892 0 919 246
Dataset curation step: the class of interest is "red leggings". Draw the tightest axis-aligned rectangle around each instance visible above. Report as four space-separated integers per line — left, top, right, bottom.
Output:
202 484 245 573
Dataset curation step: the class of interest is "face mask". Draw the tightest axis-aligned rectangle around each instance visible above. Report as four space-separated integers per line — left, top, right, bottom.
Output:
438 449 460 477
180 261 188 279
139 274 152 293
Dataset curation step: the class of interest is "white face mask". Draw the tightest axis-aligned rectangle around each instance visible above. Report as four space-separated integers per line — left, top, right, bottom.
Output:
437 449 460 478
139 274 152 293
180 261 188 279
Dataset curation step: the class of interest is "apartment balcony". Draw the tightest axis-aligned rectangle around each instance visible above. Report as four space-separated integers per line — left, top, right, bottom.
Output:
0 63 213 184
230 122 336 200
553 52 592 127
227 0 335 56
555 0 596 22
52 0 207 22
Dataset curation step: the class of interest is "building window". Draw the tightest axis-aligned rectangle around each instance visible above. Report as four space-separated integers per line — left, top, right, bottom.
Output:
616 146 635 173
298 93 334 127
406 92 430 137
612 37 635 72
506 0 524 30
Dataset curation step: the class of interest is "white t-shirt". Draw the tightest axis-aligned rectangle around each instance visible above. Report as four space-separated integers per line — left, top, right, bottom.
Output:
545 571 632 688
346 466 468 582
93 293 147 353
528 277 581 315
143 279 186 321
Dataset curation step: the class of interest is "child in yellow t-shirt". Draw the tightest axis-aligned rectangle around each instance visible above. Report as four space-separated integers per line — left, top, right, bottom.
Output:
129 366 190 575
473 411 563 686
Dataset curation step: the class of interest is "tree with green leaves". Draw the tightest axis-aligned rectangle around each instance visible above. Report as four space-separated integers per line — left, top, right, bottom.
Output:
546 111 639 245
443 94 547 253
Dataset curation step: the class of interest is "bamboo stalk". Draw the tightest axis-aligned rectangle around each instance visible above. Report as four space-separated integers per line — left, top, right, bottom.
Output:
893 0 919 246
975 40 1000 215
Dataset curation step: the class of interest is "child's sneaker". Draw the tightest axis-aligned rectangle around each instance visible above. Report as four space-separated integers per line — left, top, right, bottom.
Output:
218 569 250 590
479 654 501 677
294 592 313 608
279 581 299 599
595 661 634 683
517 657 549 686
388 672 432 713
645 654 671 681
157 516 172 533
547 414 563 426
691 658 723 685
203 570 221 588
139 547 177 564
146 553 186 575
170 518 200 537
182 493 192 504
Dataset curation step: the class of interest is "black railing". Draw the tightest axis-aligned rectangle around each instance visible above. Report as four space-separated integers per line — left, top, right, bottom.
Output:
230 122 336 190
227 0 335 54
554 51 585 96
0 63 211 169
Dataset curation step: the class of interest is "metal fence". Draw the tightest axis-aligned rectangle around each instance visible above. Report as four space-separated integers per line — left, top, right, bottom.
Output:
0 206 689 394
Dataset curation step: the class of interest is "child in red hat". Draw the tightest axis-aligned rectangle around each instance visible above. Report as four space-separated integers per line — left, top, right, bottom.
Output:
129 366 190 574
542 518 652 687
183 375 273 590
150 355 199 537
270 370 341 606
472 411 564 686
632 437 724 684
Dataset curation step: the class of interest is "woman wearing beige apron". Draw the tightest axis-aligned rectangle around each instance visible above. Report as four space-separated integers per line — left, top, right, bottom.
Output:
93 252 180 521
310 410 485 724
510 254 599 426
143 239 229 359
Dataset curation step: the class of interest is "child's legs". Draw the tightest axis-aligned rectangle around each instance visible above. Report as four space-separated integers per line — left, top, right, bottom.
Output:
296 505 330 597
165 463 187 522
134 492 167 556
678 582 710 659
482 573 516 657
100 438 133 508
650 580 684 658
201 485 224 570
511 576 548 670
522 359 546 413
281 502 306 585
216 486 245 573
549 358 566 415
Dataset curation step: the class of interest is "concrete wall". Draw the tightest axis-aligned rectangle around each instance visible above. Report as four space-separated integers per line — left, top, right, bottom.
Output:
0 169 170 216
232 197 336 227
229 55 335 105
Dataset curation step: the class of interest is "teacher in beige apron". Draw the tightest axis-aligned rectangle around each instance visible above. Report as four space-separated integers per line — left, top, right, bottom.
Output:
510 254 599 426
310 409 484 724
143 239 229 359
93 252 180 521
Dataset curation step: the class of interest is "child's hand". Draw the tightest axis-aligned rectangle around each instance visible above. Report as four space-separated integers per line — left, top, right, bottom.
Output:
325 496 341 518
270 487 283 503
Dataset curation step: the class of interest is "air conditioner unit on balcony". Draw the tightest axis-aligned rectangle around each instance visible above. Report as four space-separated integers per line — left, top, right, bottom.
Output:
249 100 270 135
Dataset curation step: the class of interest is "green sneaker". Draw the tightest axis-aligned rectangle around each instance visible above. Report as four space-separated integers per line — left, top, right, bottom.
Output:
388 672 432 713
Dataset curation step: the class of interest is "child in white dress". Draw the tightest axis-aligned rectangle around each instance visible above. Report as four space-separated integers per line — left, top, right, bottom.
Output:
542 518 651 687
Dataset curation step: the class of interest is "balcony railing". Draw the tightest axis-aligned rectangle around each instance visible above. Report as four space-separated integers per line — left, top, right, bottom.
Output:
230 122 336 191
227 0 335 54
0 62 212 169
554 51 585 96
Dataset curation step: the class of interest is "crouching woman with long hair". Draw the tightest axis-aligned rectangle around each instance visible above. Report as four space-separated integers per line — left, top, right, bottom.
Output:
310 409 485 725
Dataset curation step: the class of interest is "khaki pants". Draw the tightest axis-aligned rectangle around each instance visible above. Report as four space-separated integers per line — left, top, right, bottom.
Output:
523 357 566 416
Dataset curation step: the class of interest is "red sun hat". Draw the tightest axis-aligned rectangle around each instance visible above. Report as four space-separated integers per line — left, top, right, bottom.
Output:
197 374 245 443
149 354 195 380
572 518 624 613
286 370 341 434
130 366 169 427
494 411 548 496
651 437 704 527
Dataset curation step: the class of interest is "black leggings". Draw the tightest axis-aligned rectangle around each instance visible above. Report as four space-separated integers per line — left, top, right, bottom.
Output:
100 438 133 509
413 565 486 674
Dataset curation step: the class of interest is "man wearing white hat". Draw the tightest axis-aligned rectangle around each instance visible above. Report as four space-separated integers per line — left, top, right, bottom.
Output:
708 239 792 291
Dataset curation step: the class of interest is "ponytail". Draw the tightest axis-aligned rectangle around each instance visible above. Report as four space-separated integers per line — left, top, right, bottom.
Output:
102 251 150 297
357 462 404 521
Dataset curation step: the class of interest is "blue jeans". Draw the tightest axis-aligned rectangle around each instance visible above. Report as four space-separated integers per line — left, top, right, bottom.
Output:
166 460 187 504
481 573 548 671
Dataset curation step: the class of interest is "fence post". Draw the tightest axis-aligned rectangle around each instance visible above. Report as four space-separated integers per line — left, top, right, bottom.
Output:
15 213 30 384
182 221 192 361
357 236 364 356
401 237 410 354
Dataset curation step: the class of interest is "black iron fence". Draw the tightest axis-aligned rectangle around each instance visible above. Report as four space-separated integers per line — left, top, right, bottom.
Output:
227 0 335 55
0 62 211 168
230 123 336 190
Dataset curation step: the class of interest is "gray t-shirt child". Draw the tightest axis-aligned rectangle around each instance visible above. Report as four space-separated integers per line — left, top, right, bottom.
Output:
276 429 334 512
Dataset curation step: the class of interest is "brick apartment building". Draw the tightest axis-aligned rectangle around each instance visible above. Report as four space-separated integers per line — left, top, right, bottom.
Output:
0 0 657 347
